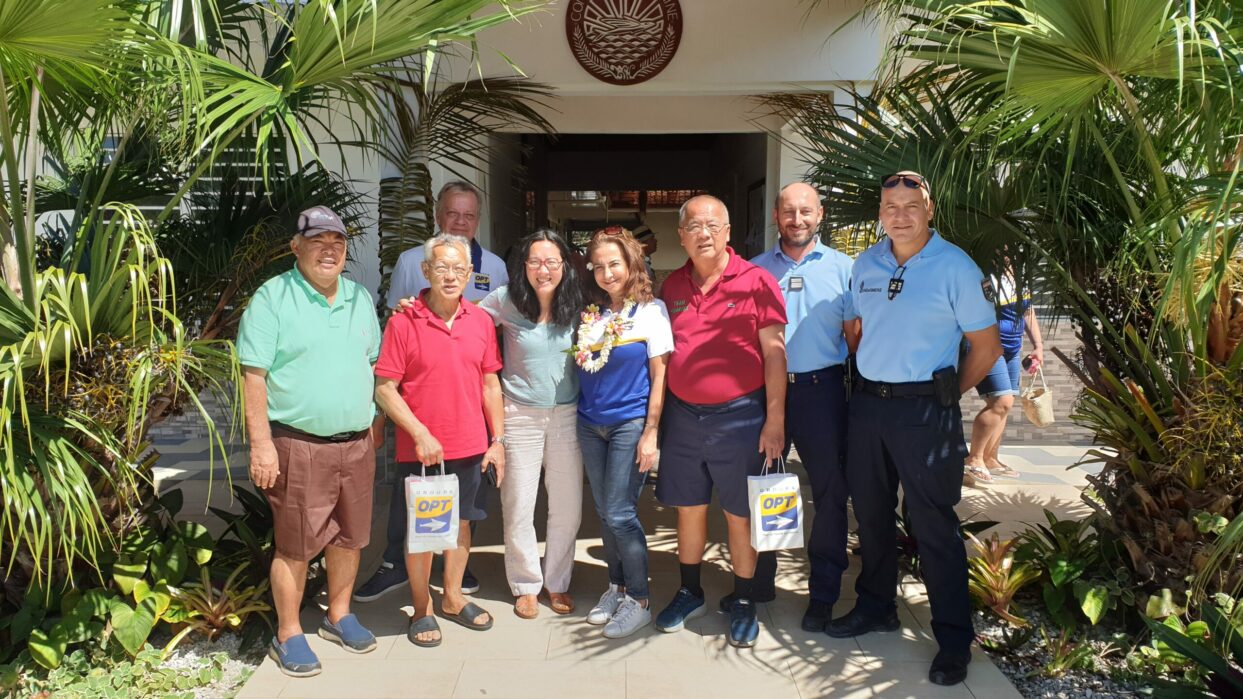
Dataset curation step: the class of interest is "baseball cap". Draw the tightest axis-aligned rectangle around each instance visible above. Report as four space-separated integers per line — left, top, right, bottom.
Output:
296 206 347 237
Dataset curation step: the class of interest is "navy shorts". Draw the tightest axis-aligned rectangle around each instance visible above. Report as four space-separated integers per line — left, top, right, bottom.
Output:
401 455 490 521
975 352 1021 398
656 390 766 517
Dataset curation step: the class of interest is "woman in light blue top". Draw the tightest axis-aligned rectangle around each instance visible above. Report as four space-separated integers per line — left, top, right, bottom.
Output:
478 230 584 620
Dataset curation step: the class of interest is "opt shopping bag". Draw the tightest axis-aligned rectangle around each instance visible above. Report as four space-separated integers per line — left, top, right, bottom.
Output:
748 458 804 552
405 463 460 554
1021 366 1056 427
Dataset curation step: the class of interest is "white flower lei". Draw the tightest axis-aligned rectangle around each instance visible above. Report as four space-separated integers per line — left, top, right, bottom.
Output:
571 299 636 373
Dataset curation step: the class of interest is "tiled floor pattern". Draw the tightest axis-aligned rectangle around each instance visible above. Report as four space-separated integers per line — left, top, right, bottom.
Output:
160 442 1096 698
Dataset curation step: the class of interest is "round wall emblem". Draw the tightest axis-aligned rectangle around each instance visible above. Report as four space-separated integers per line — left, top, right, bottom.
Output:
566 0 682 86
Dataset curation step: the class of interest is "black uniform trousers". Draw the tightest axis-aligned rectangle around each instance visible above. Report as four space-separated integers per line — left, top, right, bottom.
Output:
753 366 849 605
845 389 974 652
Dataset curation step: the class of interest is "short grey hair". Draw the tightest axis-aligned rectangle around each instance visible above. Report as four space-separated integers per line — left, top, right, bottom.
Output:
678 194 730 226
435 180 483 217
422 233 471 263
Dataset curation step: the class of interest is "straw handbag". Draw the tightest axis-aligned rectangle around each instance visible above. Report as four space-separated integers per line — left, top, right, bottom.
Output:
1021 366 1055 427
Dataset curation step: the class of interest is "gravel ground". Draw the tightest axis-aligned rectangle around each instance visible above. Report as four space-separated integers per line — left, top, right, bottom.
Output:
154 631 264 699
974 609 1149 698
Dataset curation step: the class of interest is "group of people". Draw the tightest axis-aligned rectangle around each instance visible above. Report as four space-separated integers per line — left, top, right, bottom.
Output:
239 172 1011 688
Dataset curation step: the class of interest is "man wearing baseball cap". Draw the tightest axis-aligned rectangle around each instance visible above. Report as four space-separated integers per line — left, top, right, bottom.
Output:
237 206 384 677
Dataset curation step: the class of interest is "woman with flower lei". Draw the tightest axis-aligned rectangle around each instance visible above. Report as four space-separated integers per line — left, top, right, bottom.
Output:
574 227 674 640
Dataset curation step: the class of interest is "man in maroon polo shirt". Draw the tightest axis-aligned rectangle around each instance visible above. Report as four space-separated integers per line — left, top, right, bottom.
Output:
374 233 506 648
654 195 788 648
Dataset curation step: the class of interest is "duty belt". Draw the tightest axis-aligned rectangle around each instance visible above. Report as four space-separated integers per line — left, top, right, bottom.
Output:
787 365 843 385
856 376 937 399
270 421 368 443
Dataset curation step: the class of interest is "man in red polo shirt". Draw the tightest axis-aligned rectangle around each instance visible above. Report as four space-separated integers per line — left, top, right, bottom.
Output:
654 195 788 648
374 233 506 648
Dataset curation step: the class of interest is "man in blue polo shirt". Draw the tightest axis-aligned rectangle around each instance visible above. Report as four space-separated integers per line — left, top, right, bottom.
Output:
828 172 1001 687
748 182 855 632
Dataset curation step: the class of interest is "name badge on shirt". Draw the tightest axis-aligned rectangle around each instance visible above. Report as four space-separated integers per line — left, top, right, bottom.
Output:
473 273 491 291
788 276 804 292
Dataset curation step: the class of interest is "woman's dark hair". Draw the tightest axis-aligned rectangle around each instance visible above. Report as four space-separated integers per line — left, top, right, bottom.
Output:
507 229 583 327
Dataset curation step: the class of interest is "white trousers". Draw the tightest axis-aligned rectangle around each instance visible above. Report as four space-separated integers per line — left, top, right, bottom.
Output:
501 401 583 596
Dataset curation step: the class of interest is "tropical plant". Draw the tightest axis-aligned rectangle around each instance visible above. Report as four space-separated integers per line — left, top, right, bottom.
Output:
1037 627 1104 679
376 70 555 301
1 0 544 571
789 0 1243 603
1013 510 1132 628
0 0 545 677
167 562 273 646
5 646 232 699
967 532 1041 627
1143 596 1243 698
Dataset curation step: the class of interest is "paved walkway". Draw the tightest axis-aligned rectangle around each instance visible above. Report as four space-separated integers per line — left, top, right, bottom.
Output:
159 443 1094 699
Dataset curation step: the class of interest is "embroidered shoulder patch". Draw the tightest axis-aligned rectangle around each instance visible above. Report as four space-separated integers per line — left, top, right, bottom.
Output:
981 277 996 303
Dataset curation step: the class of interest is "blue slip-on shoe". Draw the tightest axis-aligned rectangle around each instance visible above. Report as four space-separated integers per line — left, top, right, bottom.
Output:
654 587 705 633
728 598 760 648
268 634 322 678
318 613 378 653
353 561 408 602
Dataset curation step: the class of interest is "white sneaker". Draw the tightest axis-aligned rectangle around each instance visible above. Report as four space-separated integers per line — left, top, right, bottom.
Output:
586 584 624 625
603 595 651 639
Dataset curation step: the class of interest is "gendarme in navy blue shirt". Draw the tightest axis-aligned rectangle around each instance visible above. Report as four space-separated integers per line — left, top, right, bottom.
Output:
751 238 856 373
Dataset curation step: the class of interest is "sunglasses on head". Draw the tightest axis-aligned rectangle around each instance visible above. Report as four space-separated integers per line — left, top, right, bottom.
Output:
881 173 929 190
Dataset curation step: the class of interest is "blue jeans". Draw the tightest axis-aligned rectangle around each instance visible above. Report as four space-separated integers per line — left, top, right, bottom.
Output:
577 416 649 600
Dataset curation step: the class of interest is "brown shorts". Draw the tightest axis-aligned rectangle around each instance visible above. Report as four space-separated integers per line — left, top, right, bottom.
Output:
267 426 375 561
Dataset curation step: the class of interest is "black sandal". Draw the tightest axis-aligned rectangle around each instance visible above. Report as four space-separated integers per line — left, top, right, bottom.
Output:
439 601 493 631
407 615 443 647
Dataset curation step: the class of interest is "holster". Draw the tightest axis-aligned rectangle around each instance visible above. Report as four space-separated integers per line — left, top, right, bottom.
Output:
932 366 959 408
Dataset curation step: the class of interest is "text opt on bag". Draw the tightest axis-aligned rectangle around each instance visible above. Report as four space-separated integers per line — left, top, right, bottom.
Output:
405 463 460 554
748 457 804 552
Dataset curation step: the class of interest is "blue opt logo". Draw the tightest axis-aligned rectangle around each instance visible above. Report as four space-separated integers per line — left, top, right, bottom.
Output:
759 492 799 532
415 496 454 534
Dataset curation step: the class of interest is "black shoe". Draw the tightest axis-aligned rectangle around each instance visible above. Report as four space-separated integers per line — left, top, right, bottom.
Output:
717 588 776 612
461 567 480 595
800 601 832 633
825 607 900 638
352 561 408 603
929 649 971 686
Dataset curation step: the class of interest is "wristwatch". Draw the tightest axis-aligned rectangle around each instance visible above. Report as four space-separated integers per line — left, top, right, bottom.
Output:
491 435 507 447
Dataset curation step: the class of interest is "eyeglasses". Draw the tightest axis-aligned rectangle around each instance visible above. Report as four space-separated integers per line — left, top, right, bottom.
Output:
682 222 726 235
525 258 563 270
881 174 929 191
429 264 470 278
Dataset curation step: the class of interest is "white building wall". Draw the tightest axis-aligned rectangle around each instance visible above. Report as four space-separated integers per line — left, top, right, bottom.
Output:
339 0 886 294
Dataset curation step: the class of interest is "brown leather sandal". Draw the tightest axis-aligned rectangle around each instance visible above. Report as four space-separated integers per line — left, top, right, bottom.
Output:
514 595 539 619
547 591 575 615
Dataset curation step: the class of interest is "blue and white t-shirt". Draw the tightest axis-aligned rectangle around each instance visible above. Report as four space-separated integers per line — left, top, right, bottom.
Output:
576 300 674 426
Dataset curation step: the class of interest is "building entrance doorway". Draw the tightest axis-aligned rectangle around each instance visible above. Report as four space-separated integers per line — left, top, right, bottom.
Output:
488 133 768 276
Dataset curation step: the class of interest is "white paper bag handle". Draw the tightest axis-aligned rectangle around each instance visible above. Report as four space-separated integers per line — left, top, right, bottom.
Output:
761 455 787 476
417 461 445 478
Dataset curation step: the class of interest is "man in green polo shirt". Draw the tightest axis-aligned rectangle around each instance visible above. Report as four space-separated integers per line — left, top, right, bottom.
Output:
237 206 383 678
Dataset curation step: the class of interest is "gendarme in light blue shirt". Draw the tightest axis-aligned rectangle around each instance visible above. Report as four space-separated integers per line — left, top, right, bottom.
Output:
750 238 856 372
478 286 579 407
850 230 997 383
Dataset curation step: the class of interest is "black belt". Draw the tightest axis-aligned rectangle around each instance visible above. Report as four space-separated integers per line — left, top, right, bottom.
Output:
856 376 936 399
787 365 843 385
270 421 368 443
